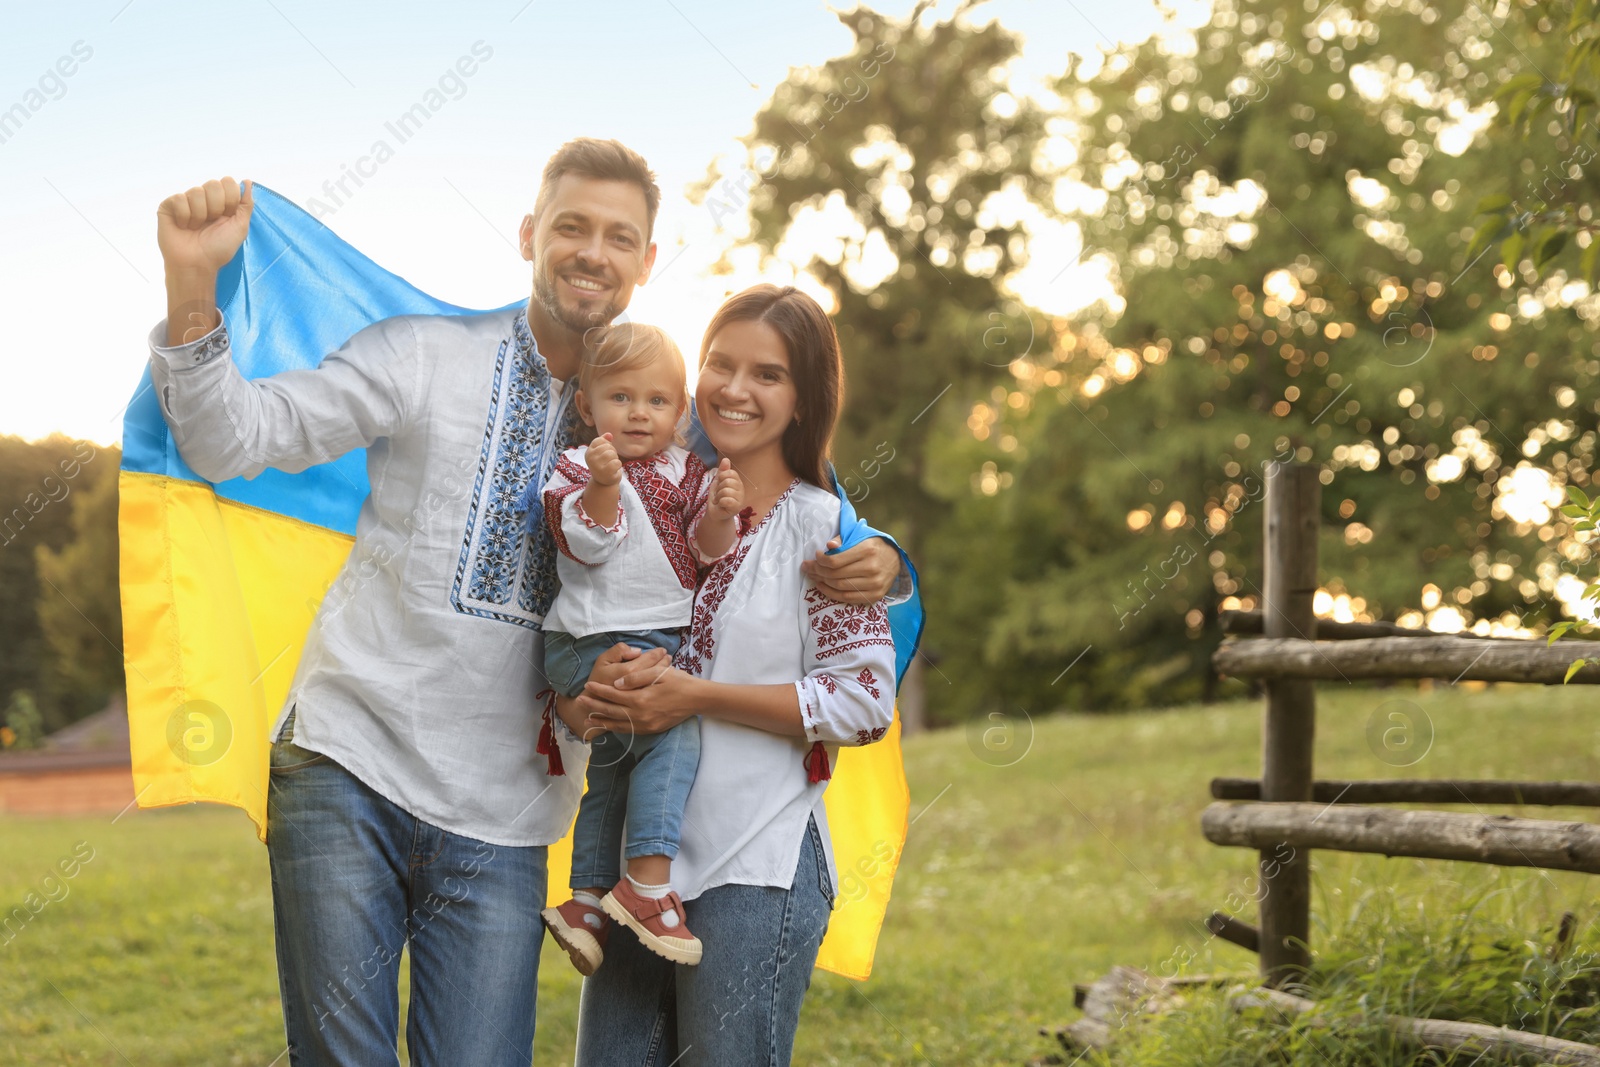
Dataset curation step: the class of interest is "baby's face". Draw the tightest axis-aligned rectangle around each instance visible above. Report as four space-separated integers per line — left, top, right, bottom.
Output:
582 358 685 460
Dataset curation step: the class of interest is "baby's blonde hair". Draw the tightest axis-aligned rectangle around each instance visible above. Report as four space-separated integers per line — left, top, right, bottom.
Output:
574 322 688 442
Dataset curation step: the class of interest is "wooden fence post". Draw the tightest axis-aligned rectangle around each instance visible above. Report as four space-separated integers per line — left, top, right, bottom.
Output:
1259 462 1320 986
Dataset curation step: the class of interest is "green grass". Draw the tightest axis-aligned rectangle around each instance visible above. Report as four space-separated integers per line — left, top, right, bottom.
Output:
4 683 1599 1064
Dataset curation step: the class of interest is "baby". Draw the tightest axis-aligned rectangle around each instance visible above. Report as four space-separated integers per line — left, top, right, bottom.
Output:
535 322 742 975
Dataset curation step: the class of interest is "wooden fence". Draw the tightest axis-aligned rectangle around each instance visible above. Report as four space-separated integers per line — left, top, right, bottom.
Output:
1205 462 1599 986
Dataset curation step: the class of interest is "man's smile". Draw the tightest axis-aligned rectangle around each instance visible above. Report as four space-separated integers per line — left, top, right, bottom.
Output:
563 274 609 294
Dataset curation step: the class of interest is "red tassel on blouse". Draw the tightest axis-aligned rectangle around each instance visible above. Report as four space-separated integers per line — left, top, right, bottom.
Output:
804 740 831 783
535 689 565 776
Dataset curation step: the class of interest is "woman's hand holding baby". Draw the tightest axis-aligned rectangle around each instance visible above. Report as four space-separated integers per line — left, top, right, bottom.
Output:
566 643 687 736
580 662 701 736
557 643 669 740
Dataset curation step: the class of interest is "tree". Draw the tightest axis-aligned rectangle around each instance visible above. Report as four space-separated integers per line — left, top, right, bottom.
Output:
3 690 43 750
958 0 1599 714
1468 0 1600 287
0 435 104 724
703 1 1051 726
34 446 123 732
713 0 1600 722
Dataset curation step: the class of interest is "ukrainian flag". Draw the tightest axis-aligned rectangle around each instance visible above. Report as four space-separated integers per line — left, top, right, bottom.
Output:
118 184 923 980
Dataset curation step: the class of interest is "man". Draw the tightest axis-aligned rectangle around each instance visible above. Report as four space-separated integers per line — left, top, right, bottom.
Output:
149 138 905 1065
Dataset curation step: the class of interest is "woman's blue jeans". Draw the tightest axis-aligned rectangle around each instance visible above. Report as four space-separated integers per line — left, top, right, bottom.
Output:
573 816 835 1066
265 714 547 1066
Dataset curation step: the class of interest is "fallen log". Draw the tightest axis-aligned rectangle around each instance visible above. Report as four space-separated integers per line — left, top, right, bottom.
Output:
1211 777 1600 807
1049 966 1182 1053
1231 984 1600 1065
1040 1015 1112 1054
1202 802 1600 875
1213 635 1600 684
1072 973 1247 1006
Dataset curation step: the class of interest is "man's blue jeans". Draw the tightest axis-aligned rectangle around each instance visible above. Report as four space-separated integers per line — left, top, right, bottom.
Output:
265 713 547 1066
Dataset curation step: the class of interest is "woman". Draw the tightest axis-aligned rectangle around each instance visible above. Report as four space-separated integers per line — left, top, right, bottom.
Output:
569 284 899 1065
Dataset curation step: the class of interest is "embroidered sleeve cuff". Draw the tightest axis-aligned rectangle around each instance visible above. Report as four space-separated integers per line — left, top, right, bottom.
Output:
695 543 733 565
149 315 231 369
691 522 737 565
689 508 740 566
794 679 822 739
574 496 626 535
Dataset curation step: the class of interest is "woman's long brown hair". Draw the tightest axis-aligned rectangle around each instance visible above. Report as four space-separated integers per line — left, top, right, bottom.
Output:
699 284 842 489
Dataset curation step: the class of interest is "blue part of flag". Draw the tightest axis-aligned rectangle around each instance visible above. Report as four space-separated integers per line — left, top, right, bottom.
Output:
121 184 509 536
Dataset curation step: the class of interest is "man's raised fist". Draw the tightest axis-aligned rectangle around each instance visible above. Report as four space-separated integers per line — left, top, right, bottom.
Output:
157 177 254 276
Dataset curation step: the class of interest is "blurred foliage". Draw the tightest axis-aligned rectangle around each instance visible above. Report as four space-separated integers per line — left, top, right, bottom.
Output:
35 453 124 732
0 436 119 735
3 690 43 750
700 0 1053 723
716 0 1599 721
1469 0 1600 285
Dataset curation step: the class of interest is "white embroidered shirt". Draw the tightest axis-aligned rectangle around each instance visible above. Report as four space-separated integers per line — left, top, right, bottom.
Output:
539 444 709 638
670 479 897 900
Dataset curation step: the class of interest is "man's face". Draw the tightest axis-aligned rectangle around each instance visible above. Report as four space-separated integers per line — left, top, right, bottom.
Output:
522 175 656 335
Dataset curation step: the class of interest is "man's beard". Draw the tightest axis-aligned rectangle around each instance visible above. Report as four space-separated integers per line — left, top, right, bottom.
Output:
533 264 623 335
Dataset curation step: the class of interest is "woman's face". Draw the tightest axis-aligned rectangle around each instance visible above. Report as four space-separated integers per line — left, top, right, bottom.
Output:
696 318 798 462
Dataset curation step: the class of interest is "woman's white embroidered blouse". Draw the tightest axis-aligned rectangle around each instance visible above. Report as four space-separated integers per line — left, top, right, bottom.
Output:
670 479 896 900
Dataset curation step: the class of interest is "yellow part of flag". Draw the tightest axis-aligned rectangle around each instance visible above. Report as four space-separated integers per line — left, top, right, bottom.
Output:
119 470 907 979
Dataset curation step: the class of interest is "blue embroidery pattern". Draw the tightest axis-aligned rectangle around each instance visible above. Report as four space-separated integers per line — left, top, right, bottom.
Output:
450 309 579 629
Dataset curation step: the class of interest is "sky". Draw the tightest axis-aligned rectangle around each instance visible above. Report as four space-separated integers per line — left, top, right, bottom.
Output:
0 0 1178 444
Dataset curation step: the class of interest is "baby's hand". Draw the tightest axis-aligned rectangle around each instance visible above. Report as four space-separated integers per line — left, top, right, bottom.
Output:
708 458 744 519
587 434 623 486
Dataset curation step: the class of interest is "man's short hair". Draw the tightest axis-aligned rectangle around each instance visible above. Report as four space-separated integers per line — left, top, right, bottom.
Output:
533 138 661 243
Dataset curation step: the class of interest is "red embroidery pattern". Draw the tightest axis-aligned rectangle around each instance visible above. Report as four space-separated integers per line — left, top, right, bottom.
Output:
676 480 801 676
554 454 588 486
855 726 888 746
542 480 589 565
545 451 706 584
676 541 748 677
816 674 839 694
856 667 881 699
684 466 713 544
804 588 894 659
622 452 705 590
575 496 623 532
